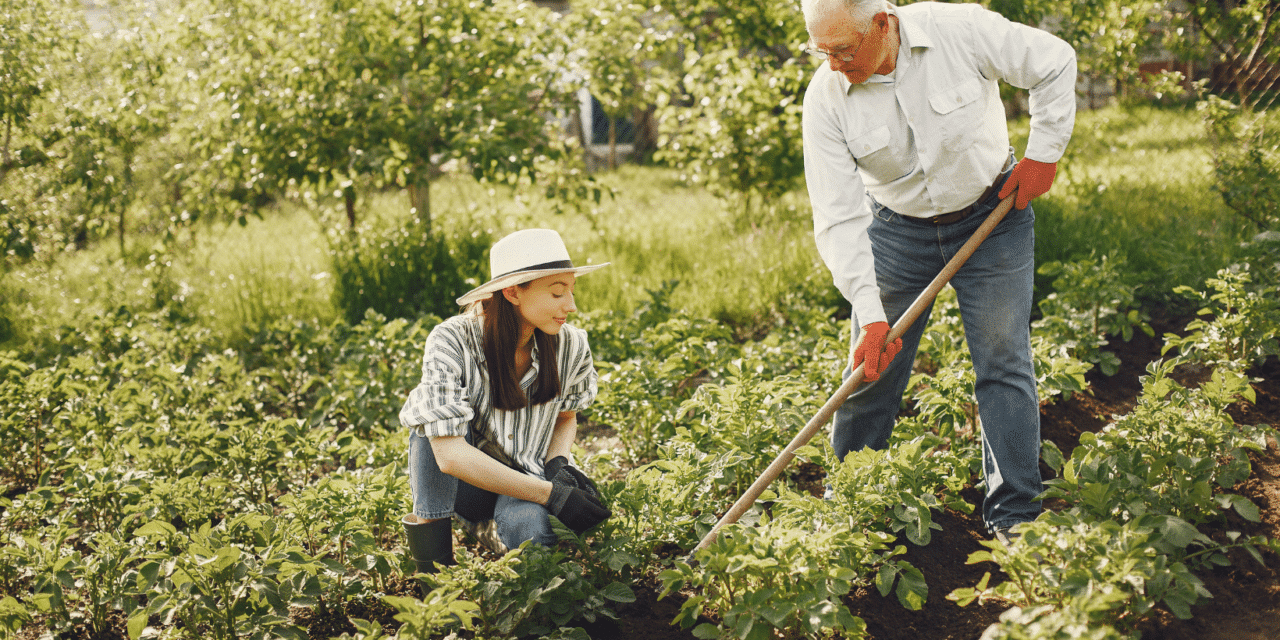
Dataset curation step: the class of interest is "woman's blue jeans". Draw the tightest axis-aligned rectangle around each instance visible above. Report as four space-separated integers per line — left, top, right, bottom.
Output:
830 190 1043 532
408 430 557 549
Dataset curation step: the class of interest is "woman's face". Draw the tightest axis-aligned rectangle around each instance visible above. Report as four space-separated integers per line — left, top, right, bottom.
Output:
505 272 578 337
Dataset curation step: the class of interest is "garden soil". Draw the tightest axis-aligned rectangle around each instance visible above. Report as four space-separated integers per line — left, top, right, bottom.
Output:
280 313 1280 640
19 315 1278 640
599 310 1280 640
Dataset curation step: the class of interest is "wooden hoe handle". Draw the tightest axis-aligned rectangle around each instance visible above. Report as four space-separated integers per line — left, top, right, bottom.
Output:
688 193 1018 558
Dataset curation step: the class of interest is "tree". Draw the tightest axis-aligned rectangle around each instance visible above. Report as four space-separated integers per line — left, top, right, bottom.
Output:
0 0 84 260
561 0 677 169
48 0 176 258
1169 0 1279 110
175 0 577 230
653 0 810 221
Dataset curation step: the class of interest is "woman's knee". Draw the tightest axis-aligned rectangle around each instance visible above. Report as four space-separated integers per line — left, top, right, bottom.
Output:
494 500 556 548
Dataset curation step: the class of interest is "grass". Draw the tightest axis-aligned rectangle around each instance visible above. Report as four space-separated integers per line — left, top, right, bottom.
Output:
1 103 1259 355
1018 103 1256 311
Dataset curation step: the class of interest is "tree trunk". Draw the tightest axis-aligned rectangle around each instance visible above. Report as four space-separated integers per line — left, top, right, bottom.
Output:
409 171 432 234
608 117 618 170
344 186 357 229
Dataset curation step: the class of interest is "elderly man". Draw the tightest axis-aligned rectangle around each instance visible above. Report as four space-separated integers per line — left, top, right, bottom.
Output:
801 0 1076 540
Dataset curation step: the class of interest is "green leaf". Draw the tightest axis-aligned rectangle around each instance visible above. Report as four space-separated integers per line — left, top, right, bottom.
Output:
1157 516 1203 549
874 564 897 597
127 610 148 639
601 581 636 603
894 563 928 611
692 622 721 639
1229 495 1261 522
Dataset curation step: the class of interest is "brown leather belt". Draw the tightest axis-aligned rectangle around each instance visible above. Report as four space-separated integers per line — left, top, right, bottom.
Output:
924 180 1002 225
916 156 1017 225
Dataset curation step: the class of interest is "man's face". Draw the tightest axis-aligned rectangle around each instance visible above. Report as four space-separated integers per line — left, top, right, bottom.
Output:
808 10 890 85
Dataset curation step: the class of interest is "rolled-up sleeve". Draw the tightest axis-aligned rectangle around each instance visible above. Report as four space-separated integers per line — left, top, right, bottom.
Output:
557 326 599 413
399 322 475 438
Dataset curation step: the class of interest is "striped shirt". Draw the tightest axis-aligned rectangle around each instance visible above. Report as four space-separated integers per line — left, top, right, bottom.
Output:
398 312 599 476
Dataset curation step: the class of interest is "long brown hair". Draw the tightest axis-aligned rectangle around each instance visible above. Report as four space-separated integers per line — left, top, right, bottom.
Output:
480 284 560 410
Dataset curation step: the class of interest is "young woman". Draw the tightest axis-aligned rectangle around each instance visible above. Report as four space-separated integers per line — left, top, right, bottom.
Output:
398 228 611 573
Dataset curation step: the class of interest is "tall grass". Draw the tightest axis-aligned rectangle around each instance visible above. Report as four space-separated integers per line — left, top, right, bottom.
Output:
2 103 1253 356
1020 104 1253 310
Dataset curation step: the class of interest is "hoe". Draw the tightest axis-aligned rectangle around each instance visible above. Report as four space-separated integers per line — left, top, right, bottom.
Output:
690 192 1019 558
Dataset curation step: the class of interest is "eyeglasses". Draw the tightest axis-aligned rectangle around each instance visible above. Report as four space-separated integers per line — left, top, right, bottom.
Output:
803 20 872 62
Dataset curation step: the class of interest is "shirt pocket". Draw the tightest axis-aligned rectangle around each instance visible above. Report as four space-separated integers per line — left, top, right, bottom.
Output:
929 78 984 151
848 124 890 160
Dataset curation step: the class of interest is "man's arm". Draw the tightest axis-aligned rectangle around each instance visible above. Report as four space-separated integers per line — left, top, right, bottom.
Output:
971 8 1077 165
802 74 886 326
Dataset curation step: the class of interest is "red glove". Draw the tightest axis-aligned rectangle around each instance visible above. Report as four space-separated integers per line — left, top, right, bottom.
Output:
998 158 1057 210
853 321 902 382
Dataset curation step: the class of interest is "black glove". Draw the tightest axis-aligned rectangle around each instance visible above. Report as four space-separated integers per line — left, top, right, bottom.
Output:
543 455 600 498
544 470 611 535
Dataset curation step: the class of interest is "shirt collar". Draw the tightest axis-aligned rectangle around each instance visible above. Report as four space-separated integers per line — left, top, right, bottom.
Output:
838 6 931 93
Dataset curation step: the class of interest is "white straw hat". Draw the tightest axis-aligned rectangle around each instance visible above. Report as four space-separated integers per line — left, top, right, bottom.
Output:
456 229 609 306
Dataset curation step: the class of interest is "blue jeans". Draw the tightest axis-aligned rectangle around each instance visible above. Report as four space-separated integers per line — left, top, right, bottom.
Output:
408 431 557 549
830 183 1042 531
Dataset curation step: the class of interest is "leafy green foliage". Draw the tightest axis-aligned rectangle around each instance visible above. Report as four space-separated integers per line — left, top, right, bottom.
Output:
1035 253 1154 376
133 516 312 640
1043 360 1268 525
328 212 486 326
949 511 1266 632
424 543 634 638
1164 265 1280 368
659 520 867 640
1199 95 1280 229
827 437 974 547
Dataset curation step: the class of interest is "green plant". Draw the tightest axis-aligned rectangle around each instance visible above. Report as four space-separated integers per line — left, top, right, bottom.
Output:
589 310 736 462
1164 265 1280 368
133 516 311 640
328 215 488 326
1042 360 1270 525
672 370 816 495
977 601 1127 640
379 588 478 639
18 524 79 638
607 448 749 560
1034 253 1153 376
949 511 1271 632
0 596 32 640
70 532 146 639
658 519 868 640
424 543 633 638
826 437 974 547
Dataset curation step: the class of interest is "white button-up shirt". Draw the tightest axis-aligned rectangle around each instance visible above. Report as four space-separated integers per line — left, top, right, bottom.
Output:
802 2 1076 325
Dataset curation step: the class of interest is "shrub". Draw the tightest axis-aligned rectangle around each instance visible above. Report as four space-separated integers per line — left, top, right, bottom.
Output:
329 214 489 325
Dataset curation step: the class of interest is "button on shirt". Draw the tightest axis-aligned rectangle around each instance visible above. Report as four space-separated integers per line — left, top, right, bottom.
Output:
802 2 1076 325
398 313 599 476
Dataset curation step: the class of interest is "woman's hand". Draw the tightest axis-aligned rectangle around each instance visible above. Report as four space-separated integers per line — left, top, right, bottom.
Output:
543 455 599 497
544 470 611 533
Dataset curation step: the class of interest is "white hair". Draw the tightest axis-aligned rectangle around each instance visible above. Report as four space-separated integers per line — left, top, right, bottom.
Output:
801 0 887 31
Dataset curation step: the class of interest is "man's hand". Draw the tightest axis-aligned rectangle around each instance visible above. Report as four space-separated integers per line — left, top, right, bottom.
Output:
998 158 1057 209
853 321 902 382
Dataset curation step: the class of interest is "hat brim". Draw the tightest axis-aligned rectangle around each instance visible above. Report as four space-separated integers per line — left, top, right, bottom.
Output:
456 263 610 307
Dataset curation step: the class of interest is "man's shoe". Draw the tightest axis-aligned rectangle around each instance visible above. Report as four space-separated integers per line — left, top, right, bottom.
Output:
993 524 1043 562
993 525 1021 546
